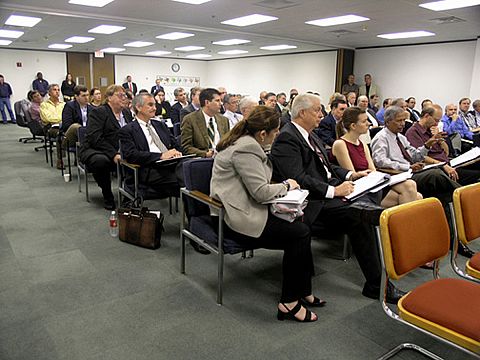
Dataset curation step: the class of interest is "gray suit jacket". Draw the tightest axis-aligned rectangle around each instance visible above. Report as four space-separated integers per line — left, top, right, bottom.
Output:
359 83 380 99
210 135 287 237
181 110 229 157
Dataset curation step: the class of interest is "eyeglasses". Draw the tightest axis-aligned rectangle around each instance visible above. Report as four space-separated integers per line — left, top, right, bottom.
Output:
114 93 126 98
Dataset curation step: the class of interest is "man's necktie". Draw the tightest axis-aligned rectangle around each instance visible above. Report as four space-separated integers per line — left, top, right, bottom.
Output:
396 135 414 164
146 122 168 153
208 118 215 148
129 83 132 91
308 135 328 164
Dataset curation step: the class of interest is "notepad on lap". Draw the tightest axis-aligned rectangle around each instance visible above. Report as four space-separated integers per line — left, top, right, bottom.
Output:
262 189 309 204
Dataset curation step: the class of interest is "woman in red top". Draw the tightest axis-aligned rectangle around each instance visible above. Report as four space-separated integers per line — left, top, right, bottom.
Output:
330 107 421 207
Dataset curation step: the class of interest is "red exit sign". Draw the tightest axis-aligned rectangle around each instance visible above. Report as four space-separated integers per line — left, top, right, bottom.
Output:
16 62 22 67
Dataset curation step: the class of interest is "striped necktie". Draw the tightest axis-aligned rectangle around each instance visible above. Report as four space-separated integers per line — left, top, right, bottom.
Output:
208 117 215 148
396 135 414 164
146 122 168 153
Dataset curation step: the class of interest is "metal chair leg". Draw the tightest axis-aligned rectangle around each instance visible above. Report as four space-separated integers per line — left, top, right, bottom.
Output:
377 343 444 360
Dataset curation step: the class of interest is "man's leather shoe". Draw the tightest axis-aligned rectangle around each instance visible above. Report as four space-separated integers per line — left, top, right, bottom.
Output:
362 280 407 305
104 198 116 211
190 239 210 255
458 243 475 258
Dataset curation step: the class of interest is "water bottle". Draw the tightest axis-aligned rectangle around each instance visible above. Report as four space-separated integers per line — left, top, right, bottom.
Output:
110 210 118 237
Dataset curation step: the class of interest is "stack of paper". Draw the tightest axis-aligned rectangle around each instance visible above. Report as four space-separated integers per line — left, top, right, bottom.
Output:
263 189 309 204
450 147 480 168
346 171 390 200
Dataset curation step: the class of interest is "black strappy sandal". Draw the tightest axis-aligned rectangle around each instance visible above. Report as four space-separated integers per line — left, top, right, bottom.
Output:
277 302 318 322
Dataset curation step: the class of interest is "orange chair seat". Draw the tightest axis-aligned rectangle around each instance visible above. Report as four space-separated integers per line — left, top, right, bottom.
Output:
466 253 480 279
399 278 480 353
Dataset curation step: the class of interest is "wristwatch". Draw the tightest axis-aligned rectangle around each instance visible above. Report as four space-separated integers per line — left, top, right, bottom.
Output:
282 180 290 191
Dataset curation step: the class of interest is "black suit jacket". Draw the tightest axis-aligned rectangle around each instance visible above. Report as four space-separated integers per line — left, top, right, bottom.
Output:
180 103 196 122
317 113 337 146
118 119 180 185
61 100 93 133
274 103 282 117
155 101 171 119
151 85 165 94
170 102 185 125
78 104 132 163
271 122 349 202
122 82 137 95
407 108 420 122
280 112 291 129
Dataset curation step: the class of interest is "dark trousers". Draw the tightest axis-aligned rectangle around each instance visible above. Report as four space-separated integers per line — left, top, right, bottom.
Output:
310 197 382 284
85 153 116 200
213 212 314 303
412 167 460 206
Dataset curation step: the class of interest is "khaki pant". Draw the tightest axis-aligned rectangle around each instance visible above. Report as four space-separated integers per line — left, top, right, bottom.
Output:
62 123 81 149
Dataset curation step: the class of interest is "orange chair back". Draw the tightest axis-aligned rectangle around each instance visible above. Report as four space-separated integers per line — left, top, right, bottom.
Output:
453 184 480 246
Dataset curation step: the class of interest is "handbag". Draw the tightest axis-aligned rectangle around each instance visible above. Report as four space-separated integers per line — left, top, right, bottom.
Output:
270 200 308 223
118 197 164 249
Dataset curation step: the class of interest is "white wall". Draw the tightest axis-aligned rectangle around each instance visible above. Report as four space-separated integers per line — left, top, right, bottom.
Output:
0 48 67 107
469 38 480 101
114 55 208 103
206 51 337 103
354 41 477 110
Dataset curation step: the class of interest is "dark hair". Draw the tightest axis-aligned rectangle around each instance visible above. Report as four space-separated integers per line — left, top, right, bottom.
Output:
421 99 432 108
154 88 165 98
199 88 220 107
74 85 88 96
336 106 366 137
369 94 378 100
420 105 437 118
458 97 470 106
406 97 415 103
265 92 276 100
383 98 392 107
216 106 280 152
65 73 73 81
90 87 100 96
331 99 347 109
27 90 39 101
0 74 4 78
138 89 149 94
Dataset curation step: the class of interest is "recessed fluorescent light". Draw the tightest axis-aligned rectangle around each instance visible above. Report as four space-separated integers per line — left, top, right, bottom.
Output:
156 31 194 40
306 14 370 27
100 47 125 53
146 50 172 56
218 49 249 55
419 0 480 11
212 38 251 46
48 43 73 49
124 41 154 47
172 0 212 4
260 44 297 51
5 15 42 27
175 45 205 51
65 36 95 43
88 24 125 34
68 0 114 7
0 39 13 46
221 14 278 27
377 30 435 39
186 53 211 58
0 29 24 38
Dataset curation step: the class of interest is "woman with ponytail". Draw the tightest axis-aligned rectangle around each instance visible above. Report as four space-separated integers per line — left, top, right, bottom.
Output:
331 106 421 207
211 105 322 323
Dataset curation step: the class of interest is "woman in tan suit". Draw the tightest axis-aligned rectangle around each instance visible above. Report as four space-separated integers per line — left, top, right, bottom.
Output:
210 106 323 323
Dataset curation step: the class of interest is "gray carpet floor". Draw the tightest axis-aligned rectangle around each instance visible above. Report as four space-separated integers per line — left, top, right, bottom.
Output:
0 123 477 360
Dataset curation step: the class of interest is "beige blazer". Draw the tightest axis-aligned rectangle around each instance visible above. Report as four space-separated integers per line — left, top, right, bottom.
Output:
181 110 229 157
210 135 287 238
359 83 380 100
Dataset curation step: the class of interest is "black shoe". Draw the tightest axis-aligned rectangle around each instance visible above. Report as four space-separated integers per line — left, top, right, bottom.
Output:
190 239 210 255
300 296 326 307
104 198 116 210
458 243 475 258
362 280 407 305
277 302 317 322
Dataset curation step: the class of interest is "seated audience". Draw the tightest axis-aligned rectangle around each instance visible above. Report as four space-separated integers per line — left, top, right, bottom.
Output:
406 97 420 121
90 87 102 107
317 99 347 147
40 84 65 169
406 105 480 186
369 94 379 113
61 73 76 102
239 97 257 119
170 87 188 125
180 87 202 122
275 92 286 115
346 92 356 107
421 99 433 109
258 91 267 105
376 98 392 125
223 93 243 129
264 92 277 108
325 92 346 113
458 97 480 132
218 86 227 114
61 85 93 148
441 103 473 141
331 106 421 207
341 74 359 96
211 105 320 322
153 89 171 119
118 93 183 198
270 93 406 304
78 84 133 210
470 99 480 124
359 74 380 100
28 90 42 124
181 88 229 158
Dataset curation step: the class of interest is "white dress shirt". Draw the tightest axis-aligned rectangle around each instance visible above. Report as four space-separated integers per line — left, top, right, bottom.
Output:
202 111 220 148
224 110 243 129
137 118 165 153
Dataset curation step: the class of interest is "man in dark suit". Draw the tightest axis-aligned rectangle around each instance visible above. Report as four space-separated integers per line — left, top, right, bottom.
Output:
122 75 137 95
218 87 227 114
61 85 93 148
150 79 164 95
180 87 202 123
275 92 286 116
170 87 188 125
357 95 383 138
406 97 421 122
79 84 133 210
270 93 405 304
181 88 229 158
119 93 183 198
317 99 347 146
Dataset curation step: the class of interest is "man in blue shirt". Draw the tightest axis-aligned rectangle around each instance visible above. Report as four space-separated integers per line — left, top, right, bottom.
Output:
32 72 49 98
376 98 392 125
441 103 472 140
0 75 16 124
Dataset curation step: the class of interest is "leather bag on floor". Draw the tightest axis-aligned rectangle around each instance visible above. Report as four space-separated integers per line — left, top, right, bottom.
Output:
118 197 164 249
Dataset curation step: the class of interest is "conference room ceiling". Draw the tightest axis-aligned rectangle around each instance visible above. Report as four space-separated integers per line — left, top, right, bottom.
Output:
0 0 479 60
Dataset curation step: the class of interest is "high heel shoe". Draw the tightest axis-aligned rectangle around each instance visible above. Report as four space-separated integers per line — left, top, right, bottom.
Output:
300 296 326 307
277 302 317 322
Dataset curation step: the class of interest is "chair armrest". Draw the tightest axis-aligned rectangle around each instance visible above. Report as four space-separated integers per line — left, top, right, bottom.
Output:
377 168 403 175
120 159 140 169
182 188 224 209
